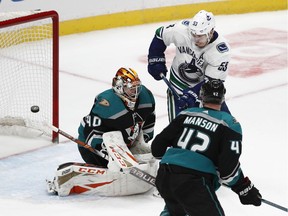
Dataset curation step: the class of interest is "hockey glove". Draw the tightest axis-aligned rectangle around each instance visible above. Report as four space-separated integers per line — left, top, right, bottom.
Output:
232 177 262 206
177 88 200 110
143 133 151 143
148 56 167 80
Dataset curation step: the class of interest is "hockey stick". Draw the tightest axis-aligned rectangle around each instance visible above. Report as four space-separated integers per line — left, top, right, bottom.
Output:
50 125 148 169
129 166 156 186
261 198 288 212
130 167 288 212
50 125 156 184
160 73 180 99
160 73 203 105
49 125 106 158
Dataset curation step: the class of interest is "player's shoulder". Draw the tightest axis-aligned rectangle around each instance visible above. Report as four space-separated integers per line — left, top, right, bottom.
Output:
156 19 189 38
92 89 126 118
215 36 230 54
171 19 190 33
96 89 118 102
210 110 242 134
139 85 155 105
204 33 231 65
176 19 190 30
209 31 231 55
180 107 241 134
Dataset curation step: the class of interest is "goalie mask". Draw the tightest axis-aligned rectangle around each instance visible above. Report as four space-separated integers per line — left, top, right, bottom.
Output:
112 67 142 109
189 10 215 47
200 79 226 105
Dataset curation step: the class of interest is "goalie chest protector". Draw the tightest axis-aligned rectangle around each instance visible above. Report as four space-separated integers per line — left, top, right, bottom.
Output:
89 87 155 145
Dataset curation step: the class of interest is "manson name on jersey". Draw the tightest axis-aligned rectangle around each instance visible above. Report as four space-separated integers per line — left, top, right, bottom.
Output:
184 116 219 132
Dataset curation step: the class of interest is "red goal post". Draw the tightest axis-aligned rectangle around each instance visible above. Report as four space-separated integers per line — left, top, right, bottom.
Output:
0 10 59 143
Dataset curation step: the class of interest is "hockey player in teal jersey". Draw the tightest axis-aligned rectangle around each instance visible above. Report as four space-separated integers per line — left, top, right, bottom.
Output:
78 67 156 167
151 80 261 216
46 67 157 196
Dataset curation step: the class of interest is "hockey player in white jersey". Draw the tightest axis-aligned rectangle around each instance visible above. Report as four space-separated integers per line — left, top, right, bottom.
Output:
148 10 231 121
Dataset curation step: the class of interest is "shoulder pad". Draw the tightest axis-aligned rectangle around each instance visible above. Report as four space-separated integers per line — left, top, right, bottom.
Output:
181 20 190 26
221 113 242 134
138 85 155 105
93 89 127 119
216 42 229 53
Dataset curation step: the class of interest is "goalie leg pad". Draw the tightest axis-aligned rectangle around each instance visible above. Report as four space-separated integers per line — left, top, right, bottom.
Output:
47 161 157 197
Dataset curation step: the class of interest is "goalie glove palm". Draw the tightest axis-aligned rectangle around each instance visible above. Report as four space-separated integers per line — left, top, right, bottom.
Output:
232 177 262 206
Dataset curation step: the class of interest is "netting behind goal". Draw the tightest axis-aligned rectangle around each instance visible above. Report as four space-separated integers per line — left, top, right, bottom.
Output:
0 10 59 142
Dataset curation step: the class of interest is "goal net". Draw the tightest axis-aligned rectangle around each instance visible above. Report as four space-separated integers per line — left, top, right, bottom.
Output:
0 10 59 143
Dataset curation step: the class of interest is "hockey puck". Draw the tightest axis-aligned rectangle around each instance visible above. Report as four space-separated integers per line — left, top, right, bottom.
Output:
31 105 40 113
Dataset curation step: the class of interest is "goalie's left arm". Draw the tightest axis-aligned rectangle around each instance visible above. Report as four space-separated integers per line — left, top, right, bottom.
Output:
140 87 156 143
142 113 155 143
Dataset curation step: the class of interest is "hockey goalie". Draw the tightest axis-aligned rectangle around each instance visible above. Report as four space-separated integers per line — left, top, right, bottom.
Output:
47 131 157 196
47 67 157 196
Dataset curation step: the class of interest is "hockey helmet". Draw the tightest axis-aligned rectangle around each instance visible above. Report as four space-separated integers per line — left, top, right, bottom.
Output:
189 10 215 36
112 67 142 102
200 79 226 105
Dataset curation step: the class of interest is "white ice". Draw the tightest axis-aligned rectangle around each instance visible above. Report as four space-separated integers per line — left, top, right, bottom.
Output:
0 10 287 216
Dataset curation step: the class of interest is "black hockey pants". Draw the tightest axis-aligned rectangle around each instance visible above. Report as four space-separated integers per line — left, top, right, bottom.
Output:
78 145 108 167
155 164 225 216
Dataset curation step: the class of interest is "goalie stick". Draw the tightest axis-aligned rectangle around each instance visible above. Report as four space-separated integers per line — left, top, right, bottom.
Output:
49 125 107 158
129 166 155 187
49 125 143 168
49 125 287 212
49 125 161 195
49 125 288 212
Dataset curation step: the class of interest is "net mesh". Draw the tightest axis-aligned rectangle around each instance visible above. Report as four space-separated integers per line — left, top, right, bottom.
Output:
0 10 55 139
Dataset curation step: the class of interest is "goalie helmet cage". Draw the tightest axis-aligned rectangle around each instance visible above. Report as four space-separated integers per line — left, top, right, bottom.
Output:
0 10 59 143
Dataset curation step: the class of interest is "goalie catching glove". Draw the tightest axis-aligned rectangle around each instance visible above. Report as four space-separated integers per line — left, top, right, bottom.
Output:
231 177 262 206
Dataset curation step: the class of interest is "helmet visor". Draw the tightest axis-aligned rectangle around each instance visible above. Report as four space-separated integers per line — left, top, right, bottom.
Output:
123 80 142 101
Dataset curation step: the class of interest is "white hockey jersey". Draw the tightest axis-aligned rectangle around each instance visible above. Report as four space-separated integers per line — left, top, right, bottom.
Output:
157 20 231 91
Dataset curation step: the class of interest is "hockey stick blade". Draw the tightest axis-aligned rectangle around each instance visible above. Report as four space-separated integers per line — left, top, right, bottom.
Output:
261 198 288 212
129 166 156 187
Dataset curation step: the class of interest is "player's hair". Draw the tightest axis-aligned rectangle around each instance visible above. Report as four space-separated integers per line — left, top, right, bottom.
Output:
112 67 142 102
200 79 226 105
